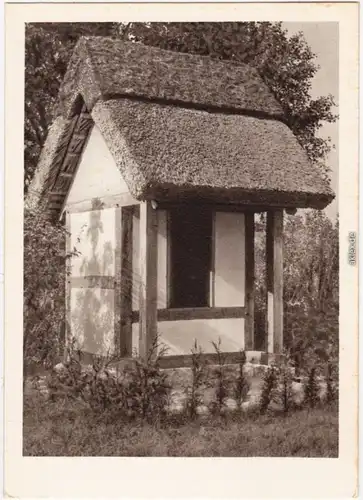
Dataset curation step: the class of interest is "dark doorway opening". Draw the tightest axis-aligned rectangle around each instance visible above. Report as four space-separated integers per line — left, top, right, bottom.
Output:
169 207 212 309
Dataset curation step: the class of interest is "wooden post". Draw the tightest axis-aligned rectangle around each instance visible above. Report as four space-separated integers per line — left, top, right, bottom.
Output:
139 201 158 360
244 213 255 350
119 206 133 356
266 210 284 354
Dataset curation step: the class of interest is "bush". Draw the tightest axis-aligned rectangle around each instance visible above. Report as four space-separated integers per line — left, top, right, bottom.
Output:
23 203 78 384
274 351 295 414
183 340 208 419
47 337 172 423
209 339 230 415
259 365 278 414
232 350 250 410
303 367 321 409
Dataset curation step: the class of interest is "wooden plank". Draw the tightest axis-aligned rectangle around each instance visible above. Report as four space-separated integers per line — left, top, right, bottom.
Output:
209 211 216 307
46 115 79 193
266 210 284 354
55 115 94 217
157 201 299 213
158 351 258 369
120 206 133 356
70 275 115 289
62 152 82 173
244 212 255 350
165 210 172 308
58 172 73 179
67 193 139 214
70 349 267 370
138 201 158 359
131 306 246 323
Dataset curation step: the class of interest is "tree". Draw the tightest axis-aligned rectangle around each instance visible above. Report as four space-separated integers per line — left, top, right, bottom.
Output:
254 210 339 372
24 23 118 191
25 22 337 191
123 22 337 167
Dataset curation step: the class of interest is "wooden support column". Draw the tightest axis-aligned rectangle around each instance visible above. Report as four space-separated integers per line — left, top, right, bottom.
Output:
244 212 255 350
119 206 134 356
266 210 284 354
139 201 158 360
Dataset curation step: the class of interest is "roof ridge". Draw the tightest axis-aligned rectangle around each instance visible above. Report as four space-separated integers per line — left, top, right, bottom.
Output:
80 35 255 70
57 35 284 122
98 93 287 124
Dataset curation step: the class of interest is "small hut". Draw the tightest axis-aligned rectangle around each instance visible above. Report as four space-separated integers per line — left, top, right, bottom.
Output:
28 37 335 367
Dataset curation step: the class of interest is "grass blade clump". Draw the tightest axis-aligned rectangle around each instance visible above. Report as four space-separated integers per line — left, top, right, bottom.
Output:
183 340 207 420
259 364 278 414
209 338 229 415
274 352 294 414
233 350 250 411
303 367 320 409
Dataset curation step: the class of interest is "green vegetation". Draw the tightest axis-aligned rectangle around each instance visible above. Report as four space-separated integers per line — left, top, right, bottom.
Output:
23 392 338 457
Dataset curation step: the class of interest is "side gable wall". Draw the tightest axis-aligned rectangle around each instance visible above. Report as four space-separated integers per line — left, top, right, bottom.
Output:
65 124 130 208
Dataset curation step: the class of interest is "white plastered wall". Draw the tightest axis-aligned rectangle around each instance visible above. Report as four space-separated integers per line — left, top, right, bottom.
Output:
64 123 246 357
66 124 129 356
66 125 129 206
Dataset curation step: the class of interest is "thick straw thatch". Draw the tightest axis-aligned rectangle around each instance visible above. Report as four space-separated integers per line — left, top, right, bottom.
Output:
92 99 334 209
25 115 73 210
56 37 283 119
28 36 335 212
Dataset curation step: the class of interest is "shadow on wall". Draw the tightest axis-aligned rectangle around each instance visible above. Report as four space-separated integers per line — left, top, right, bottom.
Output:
71 198 115 356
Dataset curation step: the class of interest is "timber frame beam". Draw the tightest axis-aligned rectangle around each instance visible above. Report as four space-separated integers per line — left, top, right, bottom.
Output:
266 210 284 354
244 212 255 350
138 201 158 360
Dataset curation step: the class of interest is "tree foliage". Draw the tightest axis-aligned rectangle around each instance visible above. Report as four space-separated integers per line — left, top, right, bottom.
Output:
123 22 337 166
25 22 337 190
254 210 339 372
23 204 77 379
25 23 118 190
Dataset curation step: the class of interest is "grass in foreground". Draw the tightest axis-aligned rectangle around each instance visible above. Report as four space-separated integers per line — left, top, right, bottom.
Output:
23 393 338 457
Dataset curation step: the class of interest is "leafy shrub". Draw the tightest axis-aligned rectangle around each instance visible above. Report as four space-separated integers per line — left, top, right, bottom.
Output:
209 339 230 415
47 337 172 423
303 367 321 408
232 350 250 410
259 365 278 414
126 339 171 422
324 360 338 404
183 340 208 419
254 211 339 387
24 203 79 384
274 352 295 414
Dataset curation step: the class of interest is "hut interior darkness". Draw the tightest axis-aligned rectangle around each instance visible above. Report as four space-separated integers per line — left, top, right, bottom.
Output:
27 37 335 367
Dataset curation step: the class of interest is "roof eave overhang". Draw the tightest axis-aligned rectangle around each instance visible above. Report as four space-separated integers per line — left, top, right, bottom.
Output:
138 184 335 211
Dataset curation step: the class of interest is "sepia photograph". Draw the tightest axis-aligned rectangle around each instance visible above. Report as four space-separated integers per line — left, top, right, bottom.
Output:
3 2 359 496
22 20 341 458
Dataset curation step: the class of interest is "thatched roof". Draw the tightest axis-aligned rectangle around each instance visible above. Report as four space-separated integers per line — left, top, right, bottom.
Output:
27 36 335 213
92 99 333 208
56 37 284 119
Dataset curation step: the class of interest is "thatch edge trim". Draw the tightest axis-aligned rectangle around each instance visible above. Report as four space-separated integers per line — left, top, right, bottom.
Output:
25 116 72 211
91 101 149 199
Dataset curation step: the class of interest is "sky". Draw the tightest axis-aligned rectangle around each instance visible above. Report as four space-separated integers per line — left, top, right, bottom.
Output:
283 22 339 219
